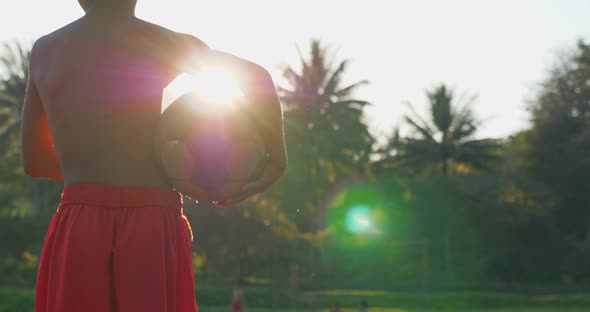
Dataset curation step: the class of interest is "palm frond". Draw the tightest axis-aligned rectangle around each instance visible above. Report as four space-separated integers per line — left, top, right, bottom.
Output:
450 92 477 126
450 118 477 141
397 138 441 172
428 85 454 134
454 138 502 171
449 94 486 141
336 80 369 97
385 126 402 151
0 41 30 81
405 115 436 142
0 116 16 138
309 41 329 90
322 60 347 99
0 93 17 105
281 66 304 89
335 99 370 108
404 101 434 136
0 41 31 154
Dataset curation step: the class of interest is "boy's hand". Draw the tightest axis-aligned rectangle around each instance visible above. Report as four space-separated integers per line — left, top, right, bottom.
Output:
207 51 287 207
216 159 286 207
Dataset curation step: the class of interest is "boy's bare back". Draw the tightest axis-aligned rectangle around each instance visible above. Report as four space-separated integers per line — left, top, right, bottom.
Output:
23 14 207 187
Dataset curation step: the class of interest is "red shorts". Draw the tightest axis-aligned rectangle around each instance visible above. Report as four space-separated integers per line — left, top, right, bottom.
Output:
35 184 197 312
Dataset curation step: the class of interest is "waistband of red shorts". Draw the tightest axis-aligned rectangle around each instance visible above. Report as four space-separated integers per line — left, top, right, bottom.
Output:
61 183 183 208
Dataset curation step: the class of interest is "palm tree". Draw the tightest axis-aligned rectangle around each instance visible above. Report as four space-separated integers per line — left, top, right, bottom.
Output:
0 41 30 150
277 40 374 274
279 40 373 172
383 84 500 282
0 41 61 217
278 39 374 216
390 84 499 176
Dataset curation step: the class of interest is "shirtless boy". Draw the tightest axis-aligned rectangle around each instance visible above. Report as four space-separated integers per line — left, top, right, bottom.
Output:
21 0 286 311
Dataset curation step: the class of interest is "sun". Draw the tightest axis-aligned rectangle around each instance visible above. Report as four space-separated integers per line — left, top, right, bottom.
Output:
163 67 243 113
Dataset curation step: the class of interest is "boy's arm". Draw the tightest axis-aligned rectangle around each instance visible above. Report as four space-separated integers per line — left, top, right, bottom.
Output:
21 40 62 179
209 51 287 207
172 34 287 205
175 33 210 74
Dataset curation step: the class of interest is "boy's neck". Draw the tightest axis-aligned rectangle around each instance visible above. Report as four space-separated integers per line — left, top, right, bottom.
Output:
86 3 136 20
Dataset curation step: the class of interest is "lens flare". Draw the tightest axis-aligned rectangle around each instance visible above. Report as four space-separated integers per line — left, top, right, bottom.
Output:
346 205 373 234
326 183 392 248
163 67 243 113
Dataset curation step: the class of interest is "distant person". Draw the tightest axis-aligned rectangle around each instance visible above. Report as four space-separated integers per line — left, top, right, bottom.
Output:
232 284 245 312
359 300 369 312
289 263 301 290
330 303 342 312
23 0 286 311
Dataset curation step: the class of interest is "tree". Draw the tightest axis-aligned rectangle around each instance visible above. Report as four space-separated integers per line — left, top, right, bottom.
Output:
186 40 374 282
268 40 374 274
0 42 31 217
449 133 563 283
0 41 30 151
525 39 590 244
276 40 374 226
380 84 500 282
0 41 60 217
386 84 500 176
280 40 373 167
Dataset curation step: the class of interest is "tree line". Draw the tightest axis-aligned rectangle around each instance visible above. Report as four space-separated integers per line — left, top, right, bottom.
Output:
1 39 590 289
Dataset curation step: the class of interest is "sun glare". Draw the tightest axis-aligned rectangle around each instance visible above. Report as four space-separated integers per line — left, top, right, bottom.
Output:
163 67 243 113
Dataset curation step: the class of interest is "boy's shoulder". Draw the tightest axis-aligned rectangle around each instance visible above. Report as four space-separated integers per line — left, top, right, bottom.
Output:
33 17 208 54
29 18 87 65
34 18 85 45
135 19 209 53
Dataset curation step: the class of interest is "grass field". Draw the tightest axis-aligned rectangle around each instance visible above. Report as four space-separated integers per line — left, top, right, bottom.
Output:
3 288 590 312
203 308 590 312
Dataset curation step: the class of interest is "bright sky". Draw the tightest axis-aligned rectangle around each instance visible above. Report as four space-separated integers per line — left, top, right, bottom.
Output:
2 0 589 142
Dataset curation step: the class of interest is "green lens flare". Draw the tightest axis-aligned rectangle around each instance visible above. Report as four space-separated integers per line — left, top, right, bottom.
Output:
326 183 391 249
346 205 373 234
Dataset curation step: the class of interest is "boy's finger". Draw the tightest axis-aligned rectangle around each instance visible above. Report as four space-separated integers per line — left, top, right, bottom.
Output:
240 178 272 196
216 172 276 207
242 163 284 193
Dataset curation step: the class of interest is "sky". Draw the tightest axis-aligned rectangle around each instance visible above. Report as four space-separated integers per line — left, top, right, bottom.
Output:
1 0 589 143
